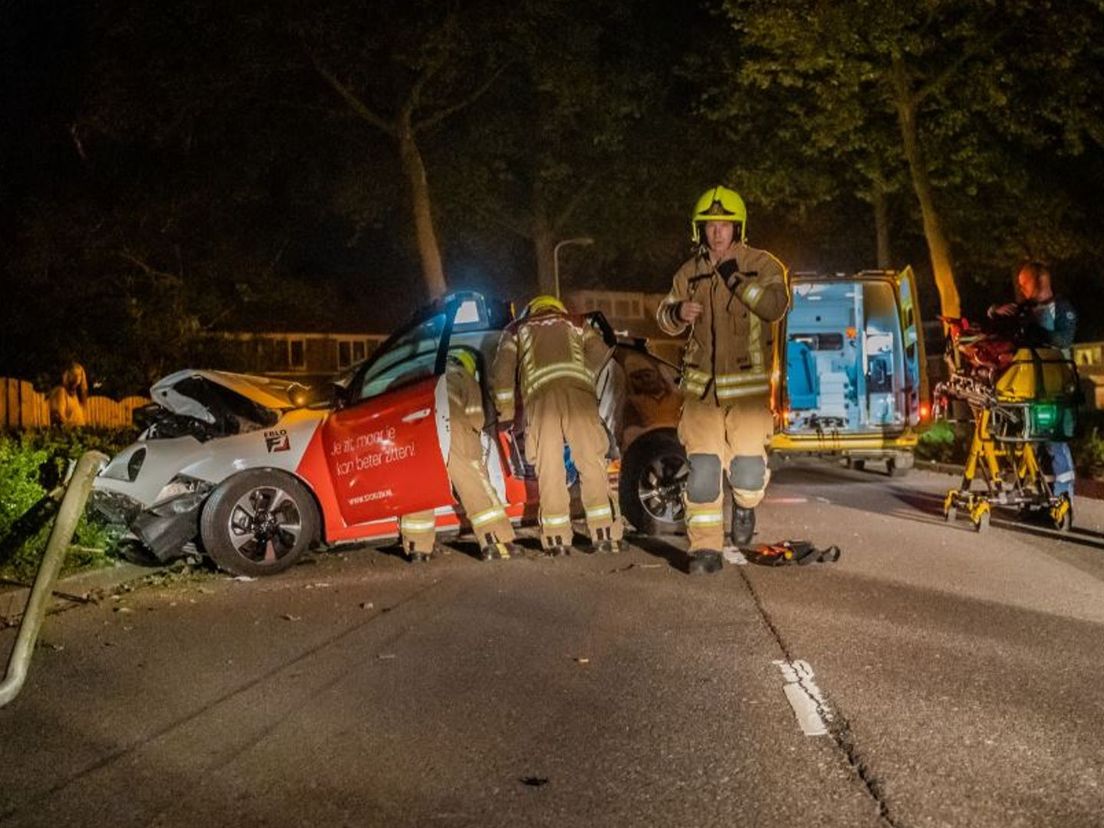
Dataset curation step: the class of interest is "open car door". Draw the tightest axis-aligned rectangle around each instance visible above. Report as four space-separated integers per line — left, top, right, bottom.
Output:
319 303 460 528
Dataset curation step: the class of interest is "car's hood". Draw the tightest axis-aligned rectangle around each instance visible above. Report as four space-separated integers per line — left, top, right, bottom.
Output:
150 369 308 425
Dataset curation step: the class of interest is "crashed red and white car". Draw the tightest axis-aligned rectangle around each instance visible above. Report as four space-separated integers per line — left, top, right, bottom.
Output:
92 292 689 576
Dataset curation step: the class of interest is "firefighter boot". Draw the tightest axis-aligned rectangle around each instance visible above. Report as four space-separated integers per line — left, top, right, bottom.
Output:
732 507 756 547
594 526 621 554
688 549 723 575
480 540 522 561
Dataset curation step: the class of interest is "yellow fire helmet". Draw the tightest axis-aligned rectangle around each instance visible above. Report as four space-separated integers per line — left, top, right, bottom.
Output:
690 185 747 244
448 348 479 377
523 294 567 318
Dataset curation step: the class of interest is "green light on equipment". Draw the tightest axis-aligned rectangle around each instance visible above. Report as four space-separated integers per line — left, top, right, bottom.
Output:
1032 403 1057 428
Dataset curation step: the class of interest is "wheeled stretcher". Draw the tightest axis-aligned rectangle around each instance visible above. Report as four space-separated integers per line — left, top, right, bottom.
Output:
933 317 1080 532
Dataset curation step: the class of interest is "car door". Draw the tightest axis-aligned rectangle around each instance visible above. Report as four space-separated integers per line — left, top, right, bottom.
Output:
321 306 455 527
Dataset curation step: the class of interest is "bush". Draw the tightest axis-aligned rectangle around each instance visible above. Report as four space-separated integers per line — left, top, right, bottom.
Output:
0 428 136 581
915 418 968 464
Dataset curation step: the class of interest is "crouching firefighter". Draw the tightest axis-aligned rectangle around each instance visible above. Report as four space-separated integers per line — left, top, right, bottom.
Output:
491 295 623 556
656 186 790 575
400 348 521 562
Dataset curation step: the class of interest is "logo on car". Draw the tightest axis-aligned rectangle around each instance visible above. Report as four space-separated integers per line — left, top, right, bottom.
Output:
265 429 290 452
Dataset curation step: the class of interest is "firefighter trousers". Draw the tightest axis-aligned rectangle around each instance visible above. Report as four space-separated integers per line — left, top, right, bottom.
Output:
525 385 622 548
400 426 516 554
677 393 773 552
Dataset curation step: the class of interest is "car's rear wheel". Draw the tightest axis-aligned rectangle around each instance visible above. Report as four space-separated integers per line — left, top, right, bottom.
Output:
619 428 687 534
200 470 319 576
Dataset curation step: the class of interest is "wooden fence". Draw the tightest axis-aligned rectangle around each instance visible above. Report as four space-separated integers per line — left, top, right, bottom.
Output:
1 377 149 430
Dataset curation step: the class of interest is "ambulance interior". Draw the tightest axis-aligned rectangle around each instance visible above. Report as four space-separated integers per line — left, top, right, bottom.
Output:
784 280 907 434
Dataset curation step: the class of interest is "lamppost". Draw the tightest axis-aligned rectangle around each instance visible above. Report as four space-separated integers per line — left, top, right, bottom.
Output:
553 236 594 300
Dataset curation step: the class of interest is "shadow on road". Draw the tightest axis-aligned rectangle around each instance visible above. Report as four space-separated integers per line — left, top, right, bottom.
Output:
773 461 1104 552
628 534 693 574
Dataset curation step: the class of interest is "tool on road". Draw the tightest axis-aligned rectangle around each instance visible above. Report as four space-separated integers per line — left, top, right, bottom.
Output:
744 540 841 567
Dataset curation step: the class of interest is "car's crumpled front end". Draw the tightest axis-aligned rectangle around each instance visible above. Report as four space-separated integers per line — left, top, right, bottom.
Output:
91 370 320 562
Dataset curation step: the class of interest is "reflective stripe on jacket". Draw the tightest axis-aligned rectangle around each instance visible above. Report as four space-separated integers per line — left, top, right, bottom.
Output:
656 242 790 405
490 311 610 420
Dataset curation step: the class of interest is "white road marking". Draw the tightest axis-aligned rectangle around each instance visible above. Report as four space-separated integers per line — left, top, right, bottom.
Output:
774 659 832 737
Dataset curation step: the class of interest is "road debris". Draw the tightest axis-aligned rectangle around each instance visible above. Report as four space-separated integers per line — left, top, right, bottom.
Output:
232 575 257 583
281 614 302 622
574 656 590 665
377 653 397 660
359 601 374 610
519 776 549 787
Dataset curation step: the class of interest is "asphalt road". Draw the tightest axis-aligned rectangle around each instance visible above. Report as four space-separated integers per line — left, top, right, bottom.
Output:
2 461 1104 827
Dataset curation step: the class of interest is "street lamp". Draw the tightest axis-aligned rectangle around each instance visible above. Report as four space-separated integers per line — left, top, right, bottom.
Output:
553 236 594 300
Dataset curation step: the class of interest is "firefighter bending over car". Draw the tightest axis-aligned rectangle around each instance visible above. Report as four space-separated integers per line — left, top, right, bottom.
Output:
400 348 521 563
492 295 623 556
657 186 791 575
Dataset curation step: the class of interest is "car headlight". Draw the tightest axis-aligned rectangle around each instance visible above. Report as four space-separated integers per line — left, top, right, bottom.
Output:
153 475 214 506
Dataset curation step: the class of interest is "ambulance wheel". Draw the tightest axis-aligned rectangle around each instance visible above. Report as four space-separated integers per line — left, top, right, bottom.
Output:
620 428 687 535
887 453 913 478
200 470 320 576
848 459 866 471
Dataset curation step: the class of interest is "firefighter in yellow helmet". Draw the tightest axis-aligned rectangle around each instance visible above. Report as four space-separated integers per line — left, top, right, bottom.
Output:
656 186 791 574
491 294 623 555
400 347 521 562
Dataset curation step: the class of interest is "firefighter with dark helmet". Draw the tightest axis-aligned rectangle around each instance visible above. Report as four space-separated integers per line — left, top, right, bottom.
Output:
491 294 623 556
656 186 790 575
400 347 521 562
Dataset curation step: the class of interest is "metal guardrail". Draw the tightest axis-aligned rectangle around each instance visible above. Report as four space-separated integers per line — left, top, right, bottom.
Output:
0 450 108 708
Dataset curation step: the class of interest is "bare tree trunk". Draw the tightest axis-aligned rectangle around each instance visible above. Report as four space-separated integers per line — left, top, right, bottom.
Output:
532 200 556 296
872 181 892 270
891 55 960 318
398 114 448 300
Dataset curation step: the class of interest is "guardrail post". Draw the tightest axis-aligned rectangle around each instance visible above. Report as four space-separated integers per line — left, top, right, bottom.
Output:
0 450 108 708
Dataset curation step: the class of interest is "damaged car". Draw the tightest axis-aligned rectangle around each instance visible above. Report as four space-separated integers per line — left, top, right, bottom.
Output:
92 292 685 576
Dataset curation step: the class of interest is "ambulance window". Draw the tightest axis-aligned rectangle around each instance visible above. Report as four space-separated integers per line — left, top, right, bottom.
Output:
354 313 447 402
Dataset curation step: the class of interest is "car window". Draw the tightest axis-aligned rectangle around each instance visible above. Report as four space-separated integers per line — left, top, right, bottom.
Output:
354 313 448 402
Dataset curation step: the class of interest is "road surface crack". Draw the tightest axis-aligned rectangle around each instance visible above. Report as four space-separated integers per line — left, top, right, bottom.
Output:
737 568 905 828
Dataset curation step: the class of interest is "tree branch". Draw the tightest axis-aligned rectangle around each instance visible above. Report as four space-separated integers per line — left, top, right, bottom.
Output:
413 61 513 134
117 250 183 286
553 178 596 230
308 51 396 137
913 15 1008 108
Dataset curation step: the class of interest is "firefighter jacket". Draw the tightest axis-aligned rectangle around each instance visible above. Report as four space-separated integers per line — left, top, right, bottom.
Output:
446 361 486 434
491 310 610 421
656 242 790 404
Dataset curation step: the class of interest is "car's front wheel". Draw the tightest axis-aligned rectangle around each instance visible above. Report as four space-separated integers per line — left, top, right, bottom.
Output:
200 470 320 576
619 428 687 534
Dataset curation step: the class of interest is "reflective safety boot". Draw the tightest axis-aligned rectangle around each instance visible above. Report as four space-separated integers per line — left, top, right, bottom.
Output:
481 542 521 561
688 549 724 575
596 539 622 554
732 507 756 547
